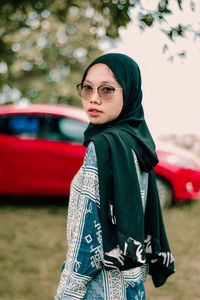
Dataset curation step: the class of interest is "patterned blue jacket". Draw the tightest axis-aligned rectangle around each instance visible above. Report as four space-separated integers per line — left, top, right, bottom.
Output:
55 142 148 300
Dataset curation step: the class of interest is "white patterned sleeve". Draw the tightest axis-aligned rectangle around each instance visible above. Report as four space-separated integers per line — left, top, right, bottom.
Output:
55 142 103 300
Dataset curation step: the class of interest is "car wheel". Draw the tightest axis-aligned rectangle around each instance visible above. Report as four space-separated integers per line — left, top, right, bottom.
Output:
156 176 173 208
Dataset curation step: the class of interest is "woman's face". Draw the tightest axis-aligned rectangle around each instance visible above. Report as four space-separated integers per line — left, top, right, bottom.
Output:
81 63 123 125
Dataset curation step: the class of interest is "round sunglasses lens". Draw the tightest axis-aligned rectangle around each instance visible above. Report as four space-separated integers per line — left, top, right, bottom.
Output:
99 86 114 100
82 85 93 100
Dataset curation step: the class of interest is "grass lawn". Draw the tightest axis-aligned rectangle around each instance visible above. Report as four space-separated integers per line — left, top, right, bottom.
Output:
0 196 200 300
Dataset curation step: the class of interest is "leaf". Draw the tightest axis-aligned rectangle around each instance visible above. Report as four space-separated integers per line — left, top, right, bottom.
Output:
162 44 169 53
139 25 145 31
158 1 171 14
140 14 154 27
176 0 183 10
176 24 184 36
158 14 164 20
178 51 186 57
167 55 174 62
167 30 173 40
190 0 196 11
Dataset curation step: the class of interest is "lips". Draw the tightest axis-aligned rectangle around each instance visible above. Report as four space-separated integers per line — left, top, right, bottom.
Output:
88 108 102 117
88 109 101 112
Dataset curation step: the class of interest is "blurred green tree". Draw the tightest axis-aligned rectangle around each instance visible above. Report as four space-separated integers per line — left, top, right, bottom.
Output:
0 0 199 104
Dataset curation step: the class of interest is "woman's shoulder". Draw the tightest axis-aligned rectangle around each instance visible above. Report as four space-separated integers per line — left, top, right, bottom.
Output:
86 141 96 157
84 142 98 168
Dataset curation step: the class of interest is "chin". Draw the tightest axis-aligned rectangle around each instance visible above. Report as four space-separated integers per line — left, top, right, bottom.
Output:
89 117 104 125
90 117 116 125
90 120 105 125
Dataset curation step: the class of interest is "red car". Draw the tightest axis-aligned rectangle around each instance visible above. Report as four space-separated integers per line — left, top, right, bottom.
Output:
155 141 200 207
0 104 88 197
0 104 200 207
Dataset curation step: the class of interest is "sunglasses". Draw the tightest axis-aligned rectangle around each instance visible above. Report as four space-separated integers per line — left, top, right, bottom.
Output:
76 83 122 101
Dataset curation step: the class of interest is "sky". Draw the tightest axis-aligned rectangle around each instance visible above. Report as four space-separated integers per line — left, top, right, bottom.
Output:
101 3 200 139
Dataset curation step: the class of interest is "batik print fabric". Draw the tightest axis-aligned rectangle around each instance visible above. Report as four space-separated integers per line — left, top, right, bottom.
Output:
55 142 148 300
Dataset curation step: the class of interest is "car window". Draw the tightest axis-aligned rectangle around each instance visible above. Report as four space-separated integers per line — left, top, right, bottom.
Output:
42 115 87 143
0 114 87 143
58 117 87 142
0 115 40 138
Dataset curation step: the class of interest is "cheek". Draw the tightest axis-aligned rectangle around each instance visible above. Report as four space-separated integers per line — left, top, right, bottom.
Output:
114 97 123 117
107 102 123 121
81 100 87 111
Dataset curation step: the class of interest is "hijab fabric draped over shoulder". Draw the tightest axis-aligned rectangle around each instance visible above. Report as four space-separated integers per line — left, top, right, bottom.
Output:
82 53 175 287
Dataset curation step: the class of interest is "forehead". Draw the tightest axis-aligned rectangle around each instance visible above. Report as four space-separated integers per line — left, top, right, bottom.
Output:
85 63 116 83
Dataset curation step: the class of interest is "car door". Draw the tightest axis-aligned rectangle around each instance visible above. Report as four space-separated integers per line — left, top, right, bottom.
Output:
0 113 87 196
0 114 45 195
32 114 87 196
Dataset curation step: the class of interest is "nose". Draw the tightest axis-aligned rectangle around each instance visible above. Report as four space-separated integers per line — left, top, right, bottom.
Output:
90 87 101 104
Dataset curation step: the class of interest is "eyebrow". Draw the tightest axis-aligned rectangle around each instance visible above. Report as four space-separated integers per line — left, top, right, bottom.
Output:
84 79 116 85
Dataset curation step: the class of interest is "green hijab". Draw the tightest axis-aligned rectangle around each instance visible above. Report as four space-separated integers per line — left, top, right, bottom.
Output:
82 53 175 287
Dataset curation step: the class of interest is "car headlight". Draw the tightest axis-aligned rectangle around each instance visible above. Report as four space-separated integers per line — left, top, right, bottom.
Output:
160 153 199 170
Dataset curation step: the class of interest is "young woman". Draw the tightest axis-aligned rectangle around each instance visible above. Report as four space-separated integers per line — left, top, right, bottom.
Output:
55 53 175 300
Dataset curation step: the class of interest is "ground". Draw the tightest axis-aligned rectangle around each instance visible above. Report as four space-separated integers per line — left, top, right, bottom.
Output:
0 196 200 300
